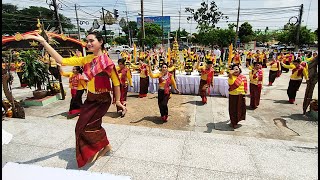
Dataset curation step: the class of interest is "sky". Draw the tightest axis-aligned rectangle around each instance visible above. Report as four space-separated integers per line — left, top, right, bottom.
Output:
3 0 318 35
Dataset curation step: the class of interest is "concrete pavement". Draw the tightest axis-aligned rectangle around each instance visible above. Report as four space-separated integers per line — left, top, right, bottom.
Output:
2 116 318 180
2 53 318 179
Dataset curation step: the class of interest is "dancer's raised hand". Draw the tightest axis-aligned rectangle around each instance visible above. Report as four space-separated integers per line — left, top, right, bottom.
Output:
23 33 46 44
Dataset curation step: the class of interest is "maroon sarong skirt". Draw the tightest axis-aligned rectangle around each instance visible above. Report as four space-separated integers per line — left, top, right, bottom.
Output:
75 92 111 168
116 84 128 111
269 70 278 84
249 83 261 108
229 94 246 126
139 77 149 95
199 79 208 98
287 79 302 100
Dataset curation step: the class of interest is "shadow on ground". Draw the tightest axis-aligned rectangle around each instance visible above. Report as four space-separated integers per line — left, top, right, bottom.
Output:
205 121 238 132
180 101 204 106
47 112 69 118
18 148 94 170
281 113 318 122
127 94 140 98
105 111 121 118
273 100 291 104
130 116 164 124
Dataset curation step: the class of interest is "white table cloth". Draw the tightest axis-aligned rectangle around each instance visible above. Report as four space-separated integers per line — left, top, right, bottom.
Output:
128 71 229 97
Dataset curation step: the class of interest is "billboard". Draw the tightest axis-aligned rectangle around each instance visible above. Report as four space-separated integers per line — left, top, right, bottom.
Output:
137 16 170 37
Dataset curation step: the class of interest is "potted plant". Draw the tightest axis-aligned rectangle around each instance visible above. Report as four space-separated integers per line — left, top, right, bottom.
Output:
20 50 50 99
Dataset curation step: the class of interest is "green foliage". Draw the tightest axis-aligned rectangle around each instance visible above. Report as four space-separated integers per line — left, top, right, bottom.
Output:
238 22 254 43
114 36 128 45
121 21 138 38
137 23 162 47
171 29 189 39
2 4 75 35
185 1 227 31
192 28 235 48
275 25 316 45
19 50 49 90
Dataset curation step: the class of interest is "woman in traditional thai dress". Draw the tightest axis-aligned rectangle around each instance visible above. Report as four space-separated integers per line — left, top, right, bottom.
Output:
24 31 126 168
228 64 248 128
60 66 87 118
148 62 180 122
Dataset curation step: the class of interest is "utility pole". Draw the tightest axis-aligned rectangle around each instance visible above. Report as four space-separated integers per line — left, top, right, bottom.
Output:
161 0 164 46
125 9 132 47
234 0 240 49
52 0 63 34
295 4 303 52
75 4 81 40
102 7 108 43
178 5 181 41
50 0 65 100
141 0 145 51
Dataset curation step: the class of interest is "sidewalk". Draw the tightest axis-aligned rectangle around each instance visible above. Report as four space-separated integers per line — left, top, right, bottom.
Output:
2 116 318 180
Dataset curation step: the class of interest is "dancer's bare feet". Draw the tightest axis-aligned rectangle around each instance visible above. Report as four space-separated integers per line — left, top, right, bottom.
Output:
97 144 112 160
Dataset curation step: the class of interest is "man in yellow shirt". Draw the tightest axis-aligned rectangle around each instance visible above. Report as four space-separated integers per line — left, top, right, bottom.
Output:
281 59 309 104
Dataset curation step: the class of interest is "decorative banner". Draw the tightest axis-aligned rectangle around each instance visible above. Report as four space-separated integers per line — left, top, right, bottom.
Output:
167 47 171 63
133 43 137 64
2 31 85 58
228 43 233 65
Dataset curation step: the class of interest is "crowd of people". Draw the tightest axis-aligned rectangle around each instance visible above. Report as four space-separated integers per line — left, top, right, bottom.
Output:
4 31 317 169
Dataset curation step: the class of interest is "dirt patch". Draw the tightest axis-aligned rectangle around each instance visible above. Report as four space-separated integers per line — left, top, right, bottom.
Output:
102 92 191 130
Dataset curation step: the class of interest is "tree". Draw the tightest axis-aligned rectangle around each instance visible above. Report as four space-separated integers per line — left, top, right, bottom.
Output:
185 1 227 32
275 24 316 45
171 28 189 39
192 28 235 48
238 22 254 43
114 36 128 45
2 4 75 35
121 21 138 38
137 23 162 47
314 29 318 41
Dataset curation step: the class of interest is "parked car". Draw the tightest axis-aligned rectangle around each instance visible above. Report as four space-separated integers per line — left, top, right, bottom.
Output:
110 45 134 54
104 43 111 51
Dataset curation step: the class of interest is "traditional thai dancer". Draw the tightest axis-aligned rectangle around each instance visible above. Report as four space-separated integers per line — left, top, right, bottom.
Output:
228 64 248 128
131 57 149 98
61 66 87 118
115 58 132 117
148 62 180 122
24 31 126 168
245 49 253 67
249 62 263 109
266 57 281 86
196 57 214 104
15 58 27 87
281 59 309 104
